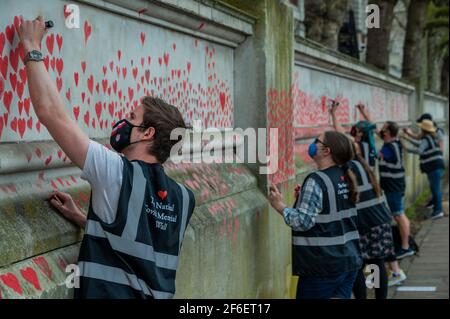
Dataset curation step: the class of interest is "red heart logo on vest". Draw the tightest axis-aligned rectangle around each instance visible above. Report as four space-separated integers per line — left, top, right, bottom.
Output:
157 191 167 200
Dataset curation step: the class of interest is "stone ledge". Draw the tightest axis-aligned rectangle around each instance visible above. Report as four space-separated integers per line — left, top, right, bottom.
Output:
0 153 260 267
75 0 255 47
0 244 79 299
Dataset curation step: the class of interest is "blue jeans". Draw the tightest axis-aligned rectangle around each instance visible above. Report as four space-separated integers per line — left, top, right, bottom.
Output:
296 271 358 299
427 169 444 214
385 192 405 216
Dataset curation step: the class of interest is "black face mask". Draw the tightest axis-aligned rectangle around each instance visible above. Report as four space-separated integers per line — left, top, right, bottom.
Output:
380 130 386 139
110 119 147 153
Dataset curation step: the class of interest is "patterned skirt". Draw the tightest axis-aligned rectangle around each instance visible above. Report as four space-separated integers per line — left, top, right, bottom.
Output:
359 223 395 260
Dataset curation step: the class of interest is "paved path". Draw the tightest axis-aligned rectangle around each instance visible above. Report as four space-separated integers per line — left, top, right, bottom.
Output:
390 213 449 299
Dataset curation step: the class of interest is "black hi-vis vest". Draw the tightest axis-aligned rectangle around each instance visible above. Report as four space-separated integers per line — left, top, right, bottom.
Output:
359 141 376 169
349 160 391 234
292 166 362 277
75 159 195 299
378 139 405 194
419 135 445 173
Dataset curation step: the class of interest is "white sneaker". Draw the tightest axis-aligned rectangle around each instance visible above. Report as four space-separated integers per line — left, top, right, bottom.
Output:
388 270 407 287
430 212 444 220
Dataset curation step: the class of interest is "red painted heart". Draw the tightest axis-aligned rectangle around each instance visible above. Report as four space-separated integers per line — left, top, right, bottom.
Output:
0 32 5 55
83 20 92 45
56 34 63 52
87 75 94 95
74 72 79 87
45 33 54 55
73 106 80 120
0 116 3 139
24 98 30 116
95 101 102 120
0 55 8 80
20 267 41 291
9 47 20 72
27 117 33 130
163 53 169 67
56 58 64 76
5 24 15 45
0 273 23 295
17 118 26 138
84 110 90 127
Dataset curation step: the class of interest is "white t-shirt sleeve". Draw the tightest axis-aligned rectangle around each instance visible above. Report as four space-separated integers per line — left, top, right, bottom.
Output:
81 140 124 223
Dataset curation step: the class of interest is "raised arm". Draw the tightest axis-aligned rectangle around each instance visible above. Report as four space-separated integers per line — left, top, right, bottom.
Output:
402 127 422 140
356 103 384 139
18 16 89 169
356 103 372 123
330 100 345 134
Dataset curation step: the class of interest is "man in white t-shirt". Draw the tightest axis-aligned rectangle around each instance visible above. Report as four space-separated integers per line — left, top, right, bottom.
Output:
19 16 195 299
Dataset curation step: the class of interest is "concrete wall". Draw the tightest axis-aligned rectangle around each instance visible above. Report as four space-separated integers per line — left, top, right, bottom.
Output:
292 38 421 204
0 0 448 299
0 0 279 299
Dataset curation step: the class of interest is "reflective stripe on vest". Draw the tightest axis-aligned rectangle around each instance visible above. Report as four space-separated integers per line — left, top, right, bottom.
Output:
379 141 403 169
292 171 358 245
351 160 374 193
177 182 190 251
122 162 147 240
379 171 405 178
421 135 444 163
85 220 179 270
293 230 360 246
314 171 358 224
350 160 386 209
421 154 444 164
78 261 174 299
356 196 387 209
362 142 370 164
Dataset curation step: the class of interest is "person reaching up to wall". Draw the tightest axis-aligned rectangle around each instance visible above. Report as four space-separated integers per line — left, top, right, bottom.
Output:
404 113 445 152
18 15 195 299
268 131 362 299
330 108 394 299
347 142 395 299
402 119 446 220
330 102 378 170
378 121 414 286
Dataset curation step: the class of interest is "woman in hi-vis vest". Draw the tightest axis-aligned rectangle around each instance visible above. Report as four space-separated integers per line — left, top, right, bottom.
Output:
402 119 446 220
268 131 362 299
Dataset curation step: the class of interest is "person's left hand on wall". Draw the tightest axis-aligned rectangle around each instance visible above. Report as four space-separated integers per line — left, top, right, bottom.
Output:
49 191 87 228
268 184 287 215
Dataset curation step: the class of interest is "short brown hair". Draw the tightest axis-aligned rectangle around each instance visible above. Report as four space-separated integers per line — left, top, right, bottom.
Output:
140 96 187 163
385 121 399 137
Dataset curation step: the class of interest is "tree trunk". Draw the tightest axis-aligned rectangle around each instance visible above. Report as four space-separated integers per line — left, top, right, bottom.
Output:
304 0 350 50
441 55 449 96
304 0 327 43
426 0 449 93
402 0 429 81
323 0 351 50
366 0 398 70
427 30 446 93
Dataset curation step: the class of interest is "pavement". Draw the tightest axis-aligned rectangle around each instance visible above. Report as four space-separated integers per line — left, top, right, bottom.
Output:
389 193 449 299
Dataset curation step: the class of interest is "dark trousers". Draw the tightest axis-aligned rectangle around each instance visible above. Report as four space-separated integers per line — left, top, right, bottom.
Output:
427 169 444 214
296 270 358 299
